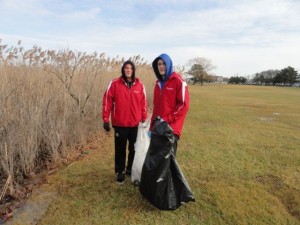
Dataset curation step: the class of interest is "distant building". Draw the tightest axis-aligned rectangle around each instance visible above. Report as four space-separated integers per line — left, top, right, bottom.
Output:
211 75 228 84
183 72 229 84
182 73 194 83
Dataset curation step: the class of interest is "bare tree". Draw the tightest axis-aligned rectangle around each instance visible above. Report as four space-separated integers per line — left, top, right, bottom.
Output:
186 57 216 73
174 65 186 76
186 57 216 85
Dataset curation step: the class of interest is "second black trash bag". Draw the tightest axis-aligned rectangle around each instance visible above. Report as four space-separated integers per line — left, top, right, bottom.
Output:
139 117 195 210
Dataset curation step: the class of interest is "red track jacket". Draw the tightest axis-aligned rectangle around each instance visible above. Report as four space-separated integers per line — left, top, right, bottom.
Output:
102 77 147 127
150 72 189 137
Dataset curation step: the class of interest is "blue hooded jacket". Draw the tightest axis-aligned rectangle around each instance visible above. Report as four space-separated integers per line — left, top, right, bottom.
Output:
152 53 173 89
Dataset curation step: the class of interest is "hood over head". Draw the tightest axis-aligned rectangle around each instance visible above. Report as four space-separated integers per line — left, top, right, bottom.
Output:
152 53 173 81
121 60 136 81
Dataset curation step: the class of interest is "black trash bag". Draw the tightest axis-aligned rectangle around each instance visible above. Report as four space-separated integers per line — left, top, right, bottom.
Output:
139 117 195 210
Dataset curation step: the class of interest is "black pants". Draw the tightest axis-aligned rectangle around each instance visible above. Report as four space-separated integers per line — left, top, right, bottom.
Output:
113 126 138 173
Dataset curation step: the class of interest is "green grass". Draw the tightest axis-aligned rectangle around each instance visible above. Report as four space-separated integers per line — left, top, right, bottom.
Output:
33 85 300 225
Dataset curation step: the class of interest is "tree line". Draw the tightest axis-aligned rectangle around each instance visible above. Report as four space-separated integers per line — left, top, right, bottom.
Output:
228 66 299 86
184 57 299 86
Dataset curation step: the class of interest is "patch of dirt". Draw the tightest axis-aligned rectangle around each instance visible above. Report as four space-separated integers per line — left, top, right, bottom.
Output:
256 174 300 221
258 117 273 121
0 171 49 224
4 190 57 225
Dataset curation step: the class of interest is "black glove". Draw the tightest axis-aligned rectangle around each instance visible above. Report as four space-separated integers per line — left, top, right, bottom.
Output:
103 122 110 132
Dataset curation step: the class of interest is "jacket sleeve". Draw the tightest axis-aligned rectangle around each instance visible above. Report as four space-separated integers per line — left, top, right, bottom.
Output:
141 84 148 121
102 81 114 123
164 79 189 124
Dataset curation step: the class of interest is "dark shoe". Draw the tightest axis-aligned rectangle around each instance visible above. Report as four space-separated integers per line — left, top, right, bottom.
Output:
116 172 125 184
125 169 131 176
133 180 140 186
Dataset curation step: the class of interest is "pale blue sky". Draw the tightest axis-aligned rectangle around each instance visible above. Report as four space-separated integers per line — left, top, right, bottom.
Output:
1 0 300 77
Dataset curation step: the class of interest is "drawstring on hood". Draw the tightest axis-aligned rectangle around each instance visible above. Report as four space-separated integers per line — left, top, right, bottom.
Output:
121 60 136 86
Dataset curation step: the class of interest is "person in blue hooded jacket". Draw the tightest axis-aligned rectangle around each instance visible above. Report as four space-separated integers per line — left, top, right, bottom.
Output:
150 53 190 156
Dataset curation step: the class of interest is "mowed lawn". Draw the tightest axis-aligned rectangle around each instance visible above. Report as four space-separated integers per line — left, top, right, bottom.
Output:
20 85 300 225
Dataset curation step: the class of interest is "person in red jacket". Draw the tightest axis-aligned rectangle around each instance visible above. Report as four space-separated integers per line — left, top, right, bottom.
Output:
150 53 189 156
102 60 147 184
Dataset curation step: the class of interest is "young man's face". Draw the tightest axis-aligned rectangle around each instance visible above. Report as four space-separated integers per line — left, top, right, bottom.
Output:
124 64 133 79
157 59 166 76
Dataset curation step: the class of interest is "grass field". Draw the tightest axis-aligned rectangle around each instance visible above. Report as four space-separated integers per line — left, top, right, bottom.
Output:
9 85 300 225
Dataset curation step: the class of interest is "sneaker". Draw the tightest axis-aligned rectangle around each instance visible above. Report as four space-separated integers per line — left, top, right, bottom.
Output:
133 180 140 186
125 169 131 176
116 172 125 184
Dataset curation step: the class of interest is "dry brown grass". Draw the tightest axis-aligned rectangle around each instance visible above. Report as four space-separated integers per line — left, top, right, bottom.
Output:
0 40 155 200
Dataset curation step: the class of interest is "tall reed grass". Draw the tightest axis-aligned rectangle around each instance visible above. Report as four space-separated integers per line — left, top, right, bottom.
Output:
0 40 155 198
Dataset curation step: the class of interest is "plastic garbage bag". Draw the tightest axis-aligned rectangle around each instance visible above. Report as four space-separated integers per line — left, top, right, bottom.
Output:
139 117 195 210
131 122 150 185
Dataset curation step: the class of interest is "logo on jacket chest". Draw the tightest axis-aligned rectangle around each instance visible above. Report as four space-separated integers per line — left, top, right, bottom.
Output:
166 87 174 91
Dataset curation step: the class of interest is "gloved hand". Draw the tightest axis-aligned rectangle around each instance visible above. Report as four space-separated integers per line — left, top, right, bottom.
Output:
103 122 110 132
155 116 164 122
147 131 152 138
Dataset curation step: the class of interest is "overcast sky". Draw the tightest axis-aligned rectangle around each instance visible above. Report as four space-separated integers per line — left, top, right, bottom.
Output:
1 0 300 77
